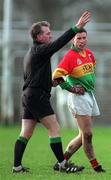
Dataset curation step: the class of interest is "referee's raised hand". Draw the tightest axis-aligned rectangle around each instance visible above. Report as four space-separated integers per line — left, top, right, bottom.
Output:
76 11 91 29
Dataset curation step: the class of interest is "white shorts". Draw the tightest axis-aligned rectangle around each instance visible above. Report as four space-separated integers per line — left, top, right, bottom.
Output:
67 92 100 116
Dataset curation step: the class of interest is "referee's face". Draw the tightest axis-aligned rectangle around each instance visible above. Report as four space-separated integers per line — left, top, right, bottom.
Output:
73 32 87 51
37 26 52 44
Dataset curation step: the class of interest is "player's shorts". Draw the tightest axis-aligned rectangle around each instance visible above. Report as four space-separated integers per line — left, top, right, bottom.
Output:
22 88 54 121
67 91 100 117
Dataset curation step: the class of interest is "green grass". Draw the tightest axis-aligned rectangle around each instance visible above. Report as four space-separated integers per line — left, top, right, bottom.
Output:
0 125 111 180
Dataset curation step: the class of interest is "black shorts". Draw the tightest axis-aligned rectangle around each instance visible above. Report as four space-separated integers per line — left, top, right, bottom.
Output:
22 88 54 121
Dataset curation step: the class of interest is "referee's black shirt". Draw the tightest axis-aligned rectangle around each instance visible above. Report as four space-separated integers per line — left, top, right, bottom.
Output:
23 28 77 94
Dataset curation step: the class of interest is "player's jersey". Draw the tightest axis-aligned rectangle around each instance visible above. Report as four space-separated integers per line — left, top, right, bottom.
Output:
53 47 96 92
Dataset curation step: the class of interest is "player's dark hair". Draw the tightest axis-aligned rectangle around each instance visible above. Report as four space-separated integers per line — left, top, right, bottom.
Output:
29 21 50 40
78 28 87 34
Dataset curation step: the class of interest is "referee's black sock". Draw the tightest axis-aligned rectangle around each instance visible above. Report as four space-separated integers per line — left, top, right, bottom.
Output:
49 137 64 163
14 136 29 167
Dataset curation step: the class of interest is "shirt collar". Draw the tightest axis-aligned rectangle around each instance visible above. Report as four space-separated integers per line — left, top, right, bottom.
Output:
71 44 79 52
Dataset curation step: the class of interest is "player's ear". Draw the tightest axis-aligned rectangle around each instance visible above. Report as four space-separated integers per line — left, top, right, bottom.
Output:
71 38 74 43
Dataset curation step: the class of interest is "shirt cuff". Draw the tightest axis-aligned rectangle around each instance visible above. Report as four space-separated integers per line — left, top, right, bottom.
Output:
71 26 80 33
60 81 71 90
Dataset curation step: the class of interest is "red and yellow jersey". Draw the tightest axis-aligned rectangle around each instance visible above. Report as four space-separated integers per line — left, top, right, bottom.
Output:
53 48 96 91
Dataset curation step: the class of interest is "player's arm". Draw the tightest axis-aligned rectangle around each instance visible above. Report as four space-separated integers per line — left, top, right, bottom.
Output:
52 68 85 95
52 77 65 87
52 66 72 90
52 76 85 95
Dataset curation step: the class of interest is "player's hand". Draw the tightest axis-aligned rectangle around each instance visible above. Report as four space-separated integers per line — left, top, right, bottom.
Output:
52 77 64 87
76 11 91 29
69 85 85 95
52 79 59 87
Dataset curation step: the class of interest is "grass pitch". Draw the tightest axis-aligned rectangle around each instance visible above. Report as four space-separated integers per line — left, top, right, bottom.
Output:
0 125 111 180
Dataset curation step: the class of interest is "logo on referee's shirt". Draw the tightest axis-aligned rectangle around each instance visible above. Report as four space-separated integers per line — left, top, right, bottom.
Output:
77 58 82 65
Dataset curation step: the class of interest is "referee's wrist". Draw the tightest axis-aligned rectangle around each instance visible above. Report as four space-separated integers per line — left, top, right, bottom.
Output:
71 26 80 33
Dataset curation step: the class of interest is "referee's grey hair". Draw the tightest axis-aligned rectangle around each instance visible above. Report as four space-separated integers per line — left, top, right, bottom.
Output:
29 21 50 40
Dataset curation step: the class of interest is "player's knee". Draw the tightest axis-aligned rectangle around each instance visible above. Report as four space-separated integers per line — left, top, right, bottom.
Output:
49 123 60 136
20 130 33 139
52 125 60 134
83 131 92 143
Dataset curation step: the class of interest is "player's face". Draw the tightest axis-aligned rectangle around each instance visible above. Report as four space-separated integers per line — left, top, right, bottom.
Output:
37 26 52 43
73 32 87 51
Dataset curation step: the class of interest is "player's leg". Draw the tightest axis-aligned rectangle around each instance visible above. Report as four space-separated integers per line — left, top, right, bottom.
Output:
13 119 37 173
55 127 84 172
76 115 105 172
77 115 95 159
64 128 82 160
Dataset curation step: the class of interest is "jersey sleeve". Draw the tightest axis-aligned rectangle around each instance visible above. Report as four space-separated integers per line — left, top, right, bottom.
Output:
52 53 73 90
53 53 73 80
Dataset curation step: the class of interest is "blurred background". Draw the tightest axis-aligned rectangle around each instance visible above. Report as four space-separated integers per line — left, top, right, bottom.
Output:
0 0 111 127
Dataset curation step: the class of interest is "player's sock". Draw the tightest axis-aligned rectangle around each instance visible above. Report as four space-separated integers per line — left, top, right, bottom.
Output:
90 158 99 169
49 137 64 163
14 136 29 167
